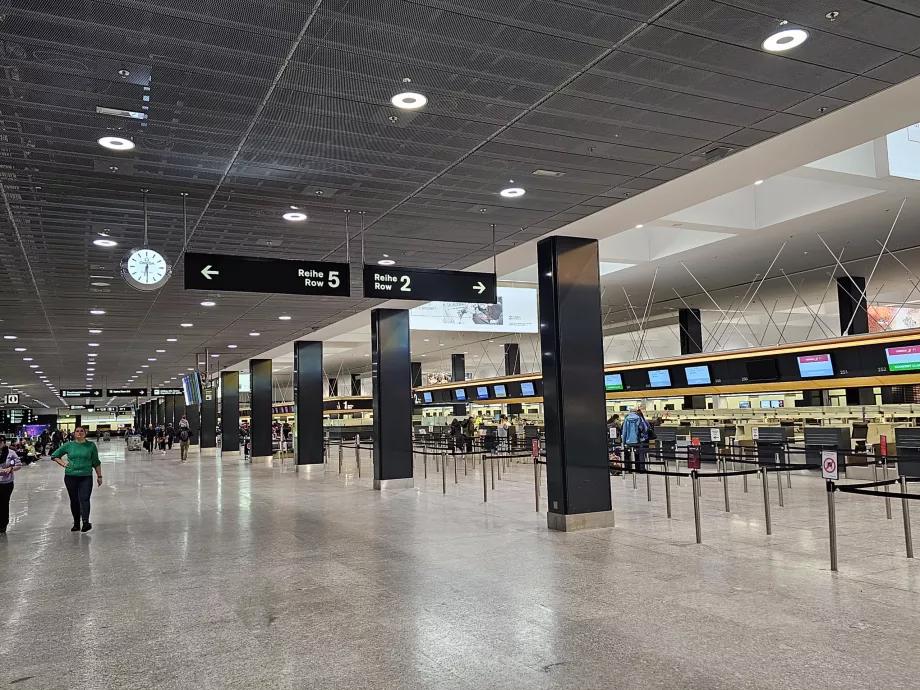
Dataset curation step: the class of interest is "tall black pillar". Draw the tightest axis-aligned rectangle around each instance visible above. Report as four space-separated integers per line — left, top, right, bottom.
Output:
328 377 338 397
294 341 323 465
679 308 706 410
411 361 422 388
451 354 466 416
372 309 413 489
164 395 174 430
157 399 166 426
186 402 200 446
537 236 613 531
504 343 521 375
838 276 874 404
220 371 240 452
200 383 217 449
74 414 82 428
351 373 362 397
250 359 273 458
173 395 186 429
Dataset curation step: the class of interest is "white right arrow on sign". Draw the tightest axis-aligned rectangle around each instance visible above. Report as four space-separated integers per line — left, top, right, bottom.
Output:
474 281 485 294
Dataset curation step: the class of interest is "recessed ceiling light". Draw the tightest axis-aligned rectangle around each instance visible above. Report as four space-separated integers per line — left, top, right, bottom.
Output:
29 364 38 368
283 212 307 222
89 309 106 315
148 358 157 361
166 338 177 342
35 371 42 374
97 136 135 151
89 329 102 334
200 301 216 307
3 335 16 340
141 365 149 368
249 332 260 336
93 239 118 247
88 343 100 347
136 370 143 374
500 187 525 198
762 28 808 52
156 349 165 353
14 347 25 352
88 353 97 357
180 323 193 327
227 344 237 349
87 368 95 372
390 92 427 109
91 282 110 287
22 357 32 361
754 180 764 185
278 315 291 320
211 353 219 358
187 368 195 371
377 259 396 266
635 224 644 229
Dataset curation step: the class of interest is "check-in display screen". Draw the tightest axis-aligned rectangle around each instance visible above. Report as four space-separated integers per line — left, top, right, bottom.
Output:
454 389 466 401
476 386 489 400
684 365 711 385
604 374 624 391
648 369 671 388
422 392 432 403
797 353 834 378
885 345 920 371
520 382 535 396
493 385 507 398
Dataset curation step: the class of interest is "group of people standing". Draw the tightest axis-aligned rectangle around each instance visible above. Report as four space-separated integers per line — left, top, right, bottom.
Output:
1 426 102 534
141 416 192 462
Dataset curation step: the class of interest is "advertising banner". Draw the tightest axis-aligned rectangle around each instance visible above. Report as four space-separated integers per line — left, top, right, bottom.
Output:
409 287 537 333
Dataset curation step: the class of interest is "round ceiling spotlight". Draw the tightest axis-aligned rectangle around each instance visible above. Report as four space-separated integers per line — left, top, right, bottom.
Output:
93 239 118 247
180 323 193 328
754 180 764 185
97 136 135 151
283 212 308 222
500 187 526 198
390 92 427 110
200 301 216 307
3 335 16 340
378 259 396 266
89 329 102 334
762 28 808 52
278 315 292 321
91 282 110 287
227 344 238 349
89 309 106 315
249 332 260 337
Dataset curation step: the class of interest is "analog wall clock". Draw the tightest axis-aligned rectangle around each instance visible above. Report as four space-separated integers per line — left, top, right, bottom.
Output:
121 247 172 291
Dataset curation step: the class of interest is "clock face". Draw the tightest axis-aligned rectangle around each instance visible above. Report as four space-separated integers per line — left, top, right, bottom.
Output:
121 247 171 291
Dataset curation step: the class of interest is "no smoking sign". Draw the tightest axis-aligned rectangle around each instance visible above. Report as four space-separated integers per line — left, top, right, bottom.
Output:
821 450 839 480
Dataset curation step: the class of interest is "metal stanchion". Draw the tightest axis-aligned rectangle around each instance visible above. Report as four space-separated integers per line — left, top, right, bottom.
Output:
646 460 652 502
784 442 791 489
442 452 447 495
454 451 458 484
742 453 748 493
497 450 502 481
900 476 913 559
631 448 637 489
534 461 541 512
423 452 428 479
355 436 361 478
775 453 784 508
761 467 772 535
464 453 468 476
483 455 488 503
664 467 672 519
490 453 495 490
884 458 892 520
723 463 730 513
691 470 702 544
338 443 343 475
827 480 838 572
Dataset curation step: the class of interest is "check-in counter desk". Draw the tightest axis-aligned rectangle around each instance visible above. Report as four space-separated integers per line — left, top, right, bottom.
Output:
689 426 733 465
753 427 792 467
894 428 920 477
654 426 680 459
326 425 374 442
804 426 851 472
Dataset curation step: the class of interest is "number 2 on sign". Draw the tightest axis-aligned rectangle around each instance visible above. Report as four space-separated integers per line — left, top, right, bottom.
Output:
400 275 411 292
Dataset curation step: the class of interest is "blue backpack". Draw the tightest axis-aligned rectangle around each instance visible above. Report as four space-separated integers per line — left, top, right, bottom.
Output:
621 414 645 445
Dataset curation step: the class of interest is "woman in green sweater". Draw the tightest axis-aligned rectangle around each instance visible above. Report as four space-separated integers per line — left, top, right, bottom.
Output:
50 426 102 532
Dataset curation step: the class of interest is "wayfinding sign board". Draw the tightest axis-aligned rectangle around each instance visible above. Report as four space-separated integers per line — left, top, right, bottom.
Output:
107 388 148 397
362 266 497 303
61 389 103 398
184 253 350 297
0 394 19 405
153 388 183 396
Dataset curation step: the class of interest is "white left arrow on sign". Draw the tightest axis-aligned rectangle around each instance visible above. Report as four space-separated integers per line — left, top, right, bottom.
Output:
201 265 219 280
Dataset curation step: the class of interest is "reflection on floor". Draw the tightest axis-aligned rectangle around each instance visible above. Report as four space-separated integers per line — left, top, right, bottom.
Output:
1 442 918 689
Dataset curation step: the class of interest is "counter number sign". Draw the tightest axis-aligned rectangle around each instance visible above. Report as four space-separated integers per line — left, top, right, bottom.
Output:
821 450 839 480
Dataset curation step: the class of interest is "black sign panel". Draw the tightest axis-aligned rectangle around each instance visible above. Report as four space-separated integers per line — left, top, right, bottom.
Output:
185 252 350 297
68 404 94 411
107 388 148 397
153 388 183 396
61 389 103 398
362 265 497 303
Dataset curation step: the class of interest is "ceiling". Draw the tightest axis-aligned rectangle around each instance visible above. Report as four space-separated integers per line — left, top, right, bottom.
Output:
4 0 920 408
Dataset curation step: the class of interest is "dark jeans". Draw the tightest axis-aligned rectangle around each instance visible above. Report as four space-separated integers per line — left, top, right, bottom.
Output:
64 474 93 523
0 482 13 530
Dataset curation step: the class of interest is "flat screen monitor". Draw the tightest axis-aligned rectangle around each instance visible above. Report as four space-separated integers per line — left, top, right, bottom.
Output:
520 382 535 396
770 400 784 408
739 401 751 409
760 400 771 408
797 353 834 378
182 373 202 406
885 345 920 371
454 388 466 401
604 373 624 391
648 369 671 388
476 386 489 400
422 392 432 403
684 365 711 386
493 384 507 398
745 358 779 382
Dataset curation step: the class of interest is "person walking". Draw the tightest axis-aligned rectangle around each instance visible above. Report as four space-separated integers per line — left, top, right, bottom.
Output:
178 415 191 463
144 424 155 454
166 424 175 451
50 426 102 532
0 437 23 533
51 427 63 454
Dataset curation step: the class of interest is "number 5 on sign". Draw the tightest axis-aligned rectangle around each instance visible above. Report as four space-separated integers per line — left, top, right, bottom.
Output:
821 450 839 480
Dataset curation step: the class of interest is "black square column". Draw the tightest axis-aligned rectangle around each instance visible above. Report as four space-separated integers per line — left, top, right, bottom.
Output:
294 341 324 465
200 383 217 449
157 399 165 426
250 359 273 459
186 402 200 446
837 276 873 404
164 395 175 430
220 371 240 452
538 236 613 531
173 395 186 429
504 343 521 375
371 309 413 489
451 354 466 416
679 308 705 409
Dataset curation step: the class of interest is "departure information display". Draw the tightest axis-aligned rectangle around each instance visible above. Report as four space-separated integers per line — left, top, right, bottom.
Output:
476 386 489 400
797 353 834 377
885 345 920 371
648 369 672 388
520 382 535 396
454 389 466 401
423 392 432 403
685 365 711 385
604 373 624 391
493 384 507 398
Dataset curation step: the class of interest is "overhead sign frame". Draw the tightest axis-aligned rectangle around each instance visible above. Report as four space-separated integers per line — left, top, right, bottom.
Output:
362 265 497 303
184 252 350 297
61 389 103 398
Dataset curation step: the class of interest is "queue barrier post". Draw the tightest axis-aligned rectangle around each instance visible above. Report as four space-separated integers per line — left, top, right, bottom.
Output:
454 451 458 484
646 452 652 502
631 448 637 489
775 453 784 508
900 476 914 559
490 452 496 490
442 452 447 495
827 480 838 572
761 467 772 535
534 461 541 513
664 466 672 519
355 435 361 478
691 470 702 544
483 454 488 503
884 458 892 520
722 463 731 513
338 443 343 475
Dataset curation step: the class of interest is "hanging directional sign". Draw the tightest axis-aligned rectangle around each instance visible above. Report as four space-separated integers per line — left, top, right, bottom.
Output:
153 388 183 396
0 394 19 405
184 253 350 297
362 265 497 303
61 389 103 398
107 388 149 397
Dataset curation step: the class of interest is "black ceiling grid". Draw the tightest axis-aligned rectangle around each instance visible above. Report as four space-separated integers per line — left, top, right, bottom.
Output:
1 0 919 407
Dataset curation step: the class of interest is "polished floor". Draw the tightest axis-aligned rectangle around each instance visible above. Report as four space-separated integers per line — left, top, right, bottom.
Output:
1 441 919 689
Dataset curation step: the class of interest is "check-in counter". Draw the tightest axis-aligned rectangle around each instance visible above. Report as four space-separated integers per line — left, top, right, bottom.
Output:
753 426 789 466
804 426 851 472
894 428 920 477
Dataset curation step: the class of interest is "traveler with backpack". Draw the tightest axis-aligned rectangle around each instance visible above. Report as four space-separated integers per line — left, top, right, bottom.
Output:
621 407 648 472
178 416 191 462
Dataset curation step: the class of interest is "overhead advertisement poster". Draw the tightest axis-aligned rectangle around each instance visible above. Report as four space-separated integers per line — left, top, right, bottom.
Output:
886 123 920 181
868 305 920 333
409 286 537 333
